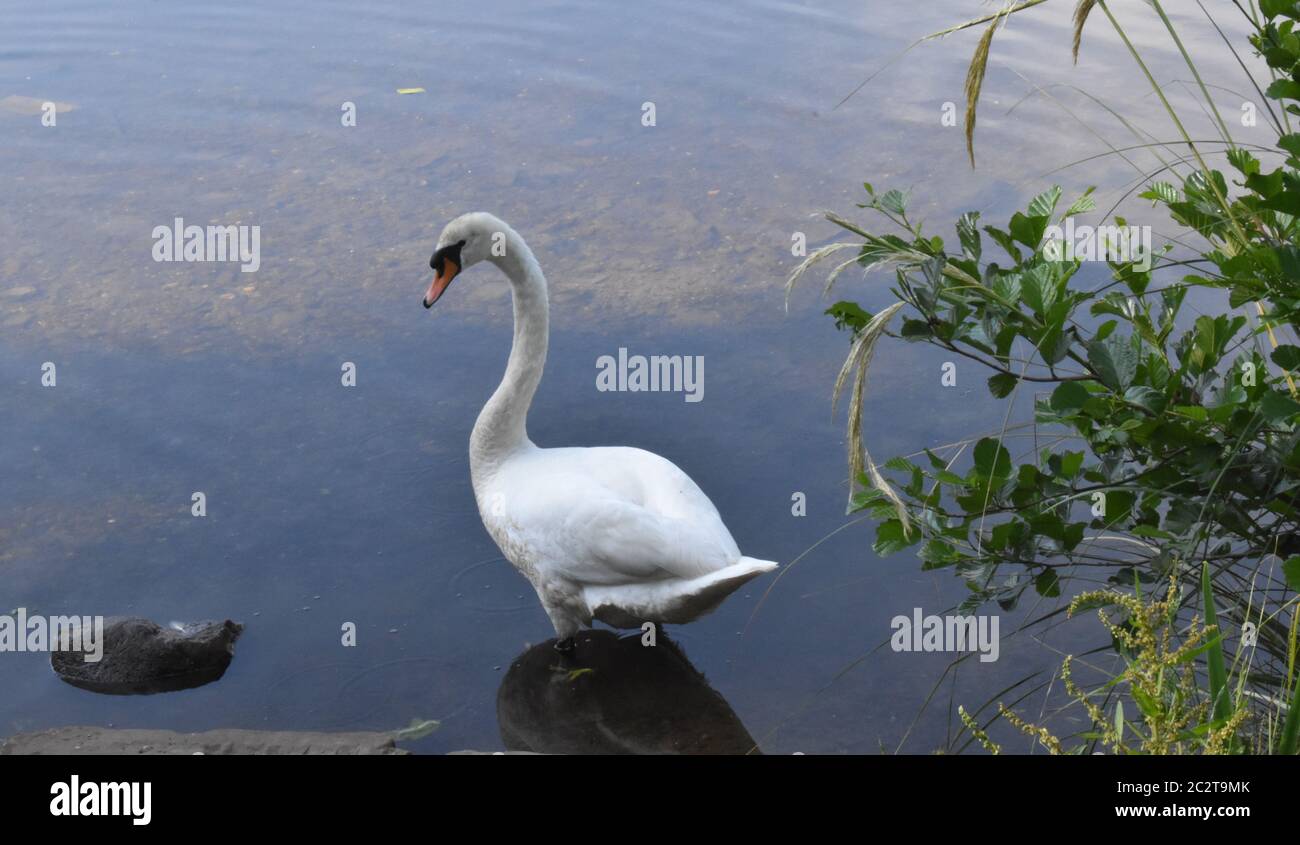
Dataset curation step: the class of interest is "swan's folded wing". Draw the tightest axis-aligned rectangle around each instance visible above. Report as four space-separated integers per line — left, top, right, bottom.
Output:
554 498 738 585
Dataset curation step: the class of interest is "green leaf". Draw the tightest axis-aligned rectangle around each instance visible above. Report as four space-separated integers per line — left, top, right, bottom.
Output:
1281 134 1300 159
1279 671 1300 756
1262 390 1300 424
1172 405 1209 422
956 211 981 261
1063 188 1096 217
1021 263 1060 315
988 372 1017 398
1202 562 1232 725
1271 79 1300 102
1208 382 1248 410
1261 0 1300 19
984 226 1023 263
990 520 1024 551
1246 168 1285 199
1027 186 1062 219
1228 147 1260 176
973 438 1013 481
991 272 1022 305
900 318 933 339
932 468 966 486
1124 385 1168 414
1060 450 1085 478
1062 522 1085 551
1050 381 1090 413
1138 181 1178 205
873 519 915 556
879 189 908 215
826 301 871 333
919 540 961 570
1088 333 1138 392
1097 489 1135 523
1284 556 1300 592
1189 315 1246 373
1273 344 1300 370
1034 569 1061 597
1009 211 1049 250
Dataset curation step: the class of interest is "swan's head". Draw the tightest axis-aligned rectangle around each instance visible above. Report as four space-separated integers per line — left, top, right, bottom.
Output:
423 212 510 309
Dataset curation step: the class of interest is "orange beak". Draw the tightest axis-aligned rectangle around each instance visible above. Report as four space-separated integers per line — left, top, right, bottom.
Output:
423 257 460 309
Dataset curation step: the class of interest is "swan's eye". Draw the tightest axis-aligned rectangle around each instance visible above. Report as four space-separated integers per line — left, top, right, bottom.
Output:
431 240 466 274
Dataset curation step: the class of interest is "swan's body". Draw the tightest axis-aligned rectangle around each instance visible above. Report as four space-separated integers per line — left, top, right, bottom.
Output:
425 213 777 644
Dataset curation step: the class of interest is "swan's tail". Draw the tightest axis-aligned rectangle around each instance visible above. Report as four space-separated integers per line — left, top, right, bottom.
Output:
736 556 780 575
586 556 779 628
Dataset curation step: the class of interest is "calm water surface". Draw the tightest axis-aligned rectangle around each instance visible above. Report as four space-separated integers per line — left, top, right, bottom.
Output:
0 0 1253 752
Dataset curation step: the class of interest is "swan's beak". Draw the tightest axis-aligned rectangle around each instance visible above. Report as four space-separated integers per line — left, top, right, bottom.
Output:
423 258 460 309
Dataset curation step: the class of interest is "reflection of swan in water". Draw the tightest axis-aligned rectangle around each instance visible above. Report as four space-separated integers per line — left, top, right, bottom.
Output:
496 629 760 754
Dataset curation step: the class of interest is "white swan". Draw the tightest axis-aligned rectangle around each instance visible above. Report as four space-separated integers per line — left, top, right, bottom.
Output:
423 213 778 651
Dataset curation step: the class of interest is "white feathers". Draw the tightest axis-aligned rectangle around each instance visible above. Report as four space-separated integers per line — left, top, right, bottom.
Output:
435 213 778 640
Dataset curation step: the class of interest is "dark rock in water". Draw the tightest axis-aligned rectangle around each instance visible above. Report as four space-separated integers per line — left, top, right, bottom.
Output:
51 617 243 695
497 629 760 754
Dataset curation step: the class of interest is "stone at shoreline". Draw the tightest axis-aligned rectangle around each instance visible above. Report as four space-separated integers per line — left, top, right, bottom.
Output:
1 726 408 755
51 617 243 695
0 95 77 115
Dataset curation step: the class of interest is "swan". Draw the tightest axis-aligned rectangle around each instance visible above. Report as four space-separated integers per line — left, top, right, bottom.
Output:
422 212 778 652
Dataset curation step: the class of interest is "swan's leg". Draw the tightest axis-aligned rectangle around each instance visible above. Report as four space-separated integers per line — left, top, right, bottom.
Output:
542 598 581 652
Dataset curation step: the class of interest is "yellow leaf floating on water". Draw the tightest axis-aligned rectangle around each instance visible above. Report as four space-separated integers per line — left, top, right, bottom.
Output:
392 718 440 741
396 87 425 95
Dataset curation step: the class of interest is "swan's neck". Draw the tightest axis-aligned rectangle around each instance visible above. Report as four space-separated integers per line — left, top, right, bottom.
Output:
470 233 548 478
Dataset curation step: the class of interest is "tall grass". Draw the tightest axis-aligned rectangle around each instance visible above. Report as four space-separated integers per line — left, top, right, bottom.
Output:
799 0 1300 752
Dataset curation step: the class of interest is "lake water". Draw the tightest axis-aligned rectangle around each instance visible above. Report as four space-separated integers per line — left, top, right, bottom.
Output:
0 0 1253 752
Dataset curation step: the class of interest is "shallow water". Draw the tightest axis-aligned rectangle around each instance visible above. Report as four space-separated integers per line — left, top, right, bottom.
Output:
0 0 1255 752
